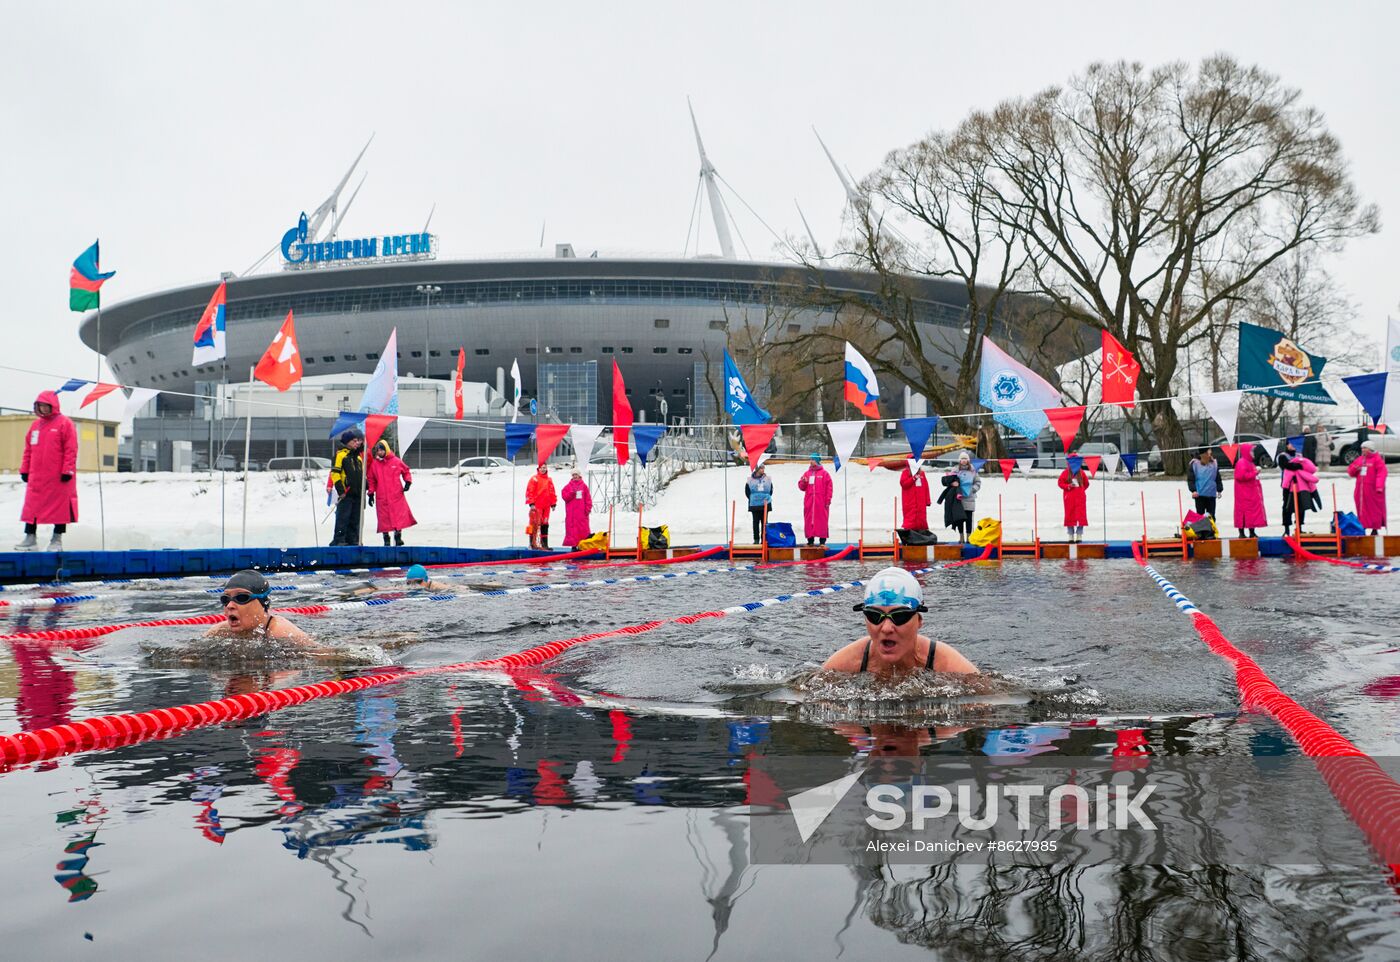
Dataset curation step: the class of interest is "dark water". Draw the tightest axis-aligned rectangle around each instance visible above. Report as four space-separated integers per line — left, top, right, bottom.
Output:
3 559 1400 960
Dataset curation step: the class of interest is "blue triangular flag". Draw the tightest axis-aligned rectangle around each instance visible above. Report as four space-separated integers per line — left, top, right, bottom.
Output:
328 411 368 439
505 423 536 460
899 416 939 459
1287 434 1305 454
1066 455 1083 475
1120 453 1137 475
632 423 668 464
56 378 90 393
1343 372 1389 425
970 458 987 473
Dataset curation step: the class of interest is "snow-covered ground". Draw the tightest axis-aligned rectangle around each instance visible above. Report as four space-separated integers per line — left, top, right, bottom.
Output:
0 462 1393 551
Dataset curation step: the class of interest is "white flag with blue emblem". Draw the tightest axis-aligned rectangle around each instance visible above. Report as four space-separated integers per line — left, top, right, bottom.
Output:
978 337 1061 439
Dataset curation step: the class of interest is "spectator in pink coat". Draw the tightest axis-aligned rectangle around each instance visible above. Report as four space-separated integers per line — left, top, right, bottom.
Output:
560 467 593 547
1277 443 1319 535
797 454 833 545
16 390 78 552
366 440 416 546
1231 443 1267 538
1348 440 1388 534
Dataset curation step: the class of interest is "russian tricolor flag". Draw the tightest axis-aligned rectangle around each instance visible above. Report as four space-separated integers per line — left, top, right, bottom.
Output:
844 342 881 418
192 281 227 366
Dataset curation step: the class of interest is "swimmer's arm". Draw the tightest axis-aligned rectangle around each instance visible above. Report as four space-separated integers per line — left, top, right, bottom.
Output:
821 638 866 673
267 618 313 645
935 641 978 674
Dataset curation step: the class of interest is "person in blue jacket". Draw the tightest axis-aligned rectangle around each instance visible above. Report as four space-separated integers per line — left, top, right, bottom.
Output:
744 462 774 543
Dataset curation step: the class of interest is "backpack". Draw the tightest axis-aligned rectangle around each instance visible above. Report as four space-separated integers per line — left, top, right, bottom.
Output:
896 528 938 546
639 525 670 550
576 531 609 552
1334 511 1365 537
968 518 1002 547
1185 516 1218 540
764 522 796 548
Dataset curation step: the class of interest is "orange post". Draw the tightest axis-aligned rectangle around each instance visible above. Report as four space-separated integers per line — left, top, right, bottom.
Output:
1140 497 1148 548
997 493 1004 563
1292 487 1301 538
1033 493 1039 544
1177 490 1187 559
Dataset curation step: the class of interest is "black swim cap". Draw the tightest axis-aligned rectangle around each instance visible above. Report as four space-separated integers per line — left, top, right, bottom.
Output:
223 569 271 607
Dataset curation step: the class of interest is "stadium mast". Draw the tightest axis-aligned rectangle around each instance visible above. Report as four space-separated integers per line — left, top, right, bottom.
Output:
688 99 736 259
308 134 374 242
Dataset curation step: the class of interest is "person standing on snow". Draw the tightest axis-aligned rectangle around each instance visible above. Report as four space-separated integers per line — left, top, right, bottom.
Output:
328 432 365 546
797 454 833 546
366 440 416 547
744 462 774 543
1232 443 1267 538
525 464 558 549
1348 440 1388 535
898 460 931 530
1058 457 1090 543
560 466 593 548
15 390 78 552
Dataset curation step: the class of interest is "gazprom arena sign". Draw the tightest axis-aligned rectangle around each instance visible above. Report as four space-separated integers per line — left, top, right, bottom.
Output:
281 212 437 270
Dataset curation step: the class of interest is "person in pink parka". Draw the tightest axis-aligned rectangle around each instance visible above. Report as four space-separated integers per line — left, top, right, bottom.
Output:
797 454 833 545
366 440 416 546
16 390 78 552
1231 443 1267 538
1278 443 1319 535
1057 459 1090 542
1348 440 1388 534
560 467 593 547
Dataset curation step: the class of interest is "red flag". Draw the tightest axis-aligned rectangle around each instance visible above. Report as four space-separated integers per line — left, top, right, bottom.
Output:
253 310 302 391
1101 331 1140 409
739 424 779 468
535 424 571 465
1045 406 1086 452
80 382 120 408
453 348 466 420
364 414 395 452
611 360 633 465
1083 455 1102 476
1219 443 1239 465
999 458 1015 481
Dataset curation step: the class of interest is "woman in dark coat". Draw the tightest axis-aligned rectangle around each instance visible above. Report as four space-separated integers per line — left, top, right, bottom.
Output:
938 473 969 543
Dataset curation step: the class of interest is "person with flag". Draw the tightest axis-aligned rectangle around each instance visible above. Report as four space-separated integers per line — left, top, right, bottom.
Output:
796 454 833 546
560 466 594 548
328 432 365 546
898 460 931 531
525 464 558 549
366 440 416 547
15 390 78 551
1058 456 1091 543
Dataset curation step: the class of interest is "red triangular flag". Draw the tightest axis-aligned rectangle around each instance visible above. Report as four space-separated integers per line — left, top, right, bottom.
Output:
364 413 395 452
453 347 466 420
535 424 571 465
1101 330 1140 409
611 360 633 465
80 382 120 408
1083 455 1102 476
739 424 779 469
253 310 302 391
1045 406 1086 452
1219 443 1239 465
999 458 1014 481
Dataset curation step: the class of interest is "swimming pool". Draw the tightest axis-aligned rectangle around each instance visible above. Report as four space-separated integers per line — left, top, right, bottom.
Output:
3 558 1399 959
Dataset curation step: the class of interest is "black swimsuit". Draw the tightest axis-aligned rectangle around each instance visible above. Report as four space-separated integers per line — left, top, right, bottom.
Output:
859 639 937 672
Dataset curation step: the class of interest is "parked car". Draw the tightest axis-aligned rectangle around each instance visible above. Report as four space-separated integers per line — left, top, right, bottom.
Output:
267 456 332 478
1042 441 1120 470
1332 427 1400 465
455 456 512 471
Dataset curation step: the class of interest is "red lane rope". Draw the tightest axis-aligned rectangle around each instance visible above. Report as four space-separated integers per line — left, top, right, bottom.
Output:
1131 541 1400 865
1285 535 1396 572
756 544 856 569
0 604 336 644
942 544 996 567
426 548 600 570
578 545 726 569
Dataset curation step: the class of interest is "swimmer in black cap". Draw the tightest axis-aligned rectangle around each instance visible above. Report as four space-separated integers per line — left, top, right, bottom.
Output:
204 570 311 643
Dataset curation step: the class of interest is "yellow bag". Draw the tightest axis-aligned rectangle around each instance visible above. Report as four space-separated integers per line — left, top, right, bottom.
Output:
576 532 609 552
968 518 1002 547
638 525 670 550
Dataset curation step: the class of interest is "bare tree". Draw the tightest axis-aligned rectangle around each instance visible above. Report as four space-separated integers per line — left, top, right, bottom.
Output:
960 56 1378 472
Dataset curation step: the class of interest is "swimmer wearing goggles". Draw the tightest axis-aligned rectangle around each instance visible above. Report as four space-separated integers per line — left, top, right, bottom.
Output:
204 569 311 643
822 567 976 675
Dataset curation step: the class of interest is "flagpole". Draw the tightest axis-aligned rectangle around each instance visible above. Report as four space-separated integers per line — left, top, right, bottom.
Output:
93 293 107 551
299 382 317 548
241 366 254 546
511 460 517 548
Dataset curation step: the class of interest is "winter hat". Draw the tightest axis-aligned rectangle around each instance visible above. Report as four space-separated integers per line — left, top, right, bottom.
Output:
340 430 360 444
853 567 927 612
1362 440 1377 452
406 564 429 582
810 453 821 462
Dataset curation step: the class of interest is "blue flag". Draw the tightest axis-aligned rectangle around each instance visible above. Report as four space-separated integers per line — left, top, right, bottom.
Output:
979 336 1062 439
1342 372 1389 425
56 378 90 393
505 423 536 460
899 416 939 459
328 411 368 439
723 350 771 425
1120 453 1137 476
1066 455 1083 475
970 458 987 473
1287 434 1305 454
632 423 667 464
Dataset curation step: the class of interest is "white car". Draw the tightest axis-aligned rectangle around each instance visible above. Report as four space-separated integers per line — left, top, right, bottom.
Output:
455 456 513 470
1333 428 1400 465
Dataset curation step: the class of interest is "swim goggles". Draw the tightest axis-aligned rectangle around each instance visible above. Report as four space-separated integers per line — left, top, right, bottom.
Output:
219 591 268 607
861 607 920 627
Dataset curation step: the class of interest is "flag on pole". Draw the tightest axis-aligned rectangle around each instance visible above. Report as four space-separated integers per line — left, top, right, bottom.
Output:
979 337 1061 439
69 241 115 312
253 311 301 391
611 360 633 465
453 348 466 420
511 358 522 423
191 281 228 366
358 329 398 415
843 343 881 417
723 349 771 425
80 382 120 408
1101 331 1140 408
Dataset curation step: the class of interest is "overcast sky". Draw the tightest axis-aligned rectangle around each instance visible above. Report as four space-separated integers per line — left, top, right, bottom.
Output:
2 1 1395 414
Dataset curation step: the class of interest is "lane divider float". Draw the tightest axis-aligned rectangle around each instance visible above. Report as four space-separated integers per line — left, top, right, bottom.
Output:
1286 536 1400 573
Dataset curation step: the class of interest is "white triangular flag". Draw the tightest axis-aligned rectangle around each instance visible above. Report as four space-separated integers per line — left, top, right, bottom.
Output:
122 387 160 421
397 416 429 456
825 420 865 472
1258 437 1280 461
909 458 923 475
568 424 605 465
1016 458 1035 476
1102 452 1120 476
1199 390 1243 441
